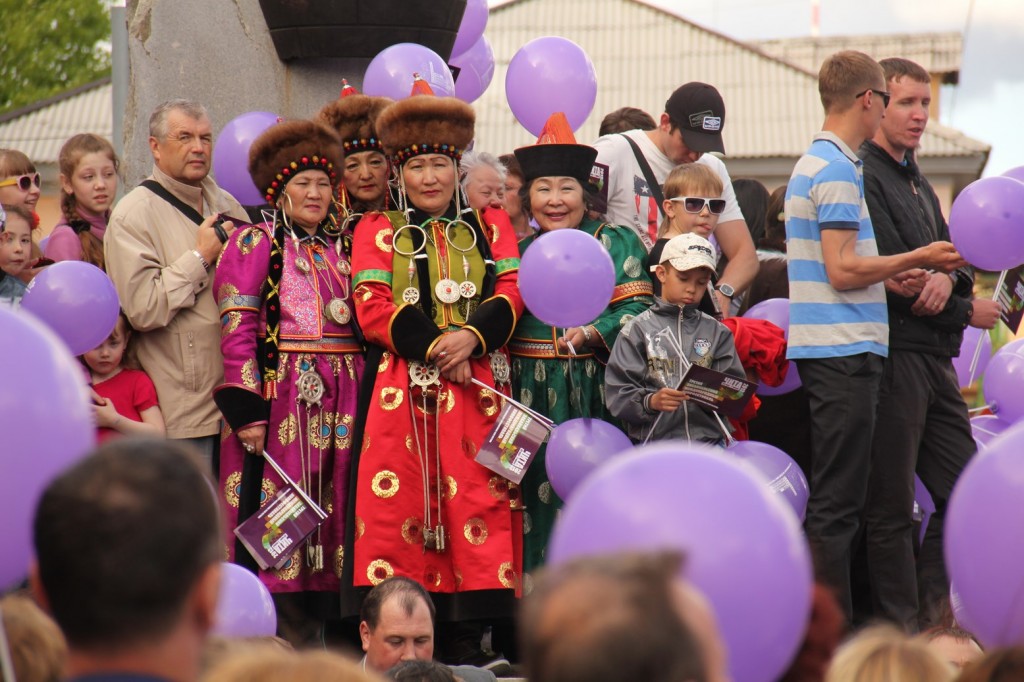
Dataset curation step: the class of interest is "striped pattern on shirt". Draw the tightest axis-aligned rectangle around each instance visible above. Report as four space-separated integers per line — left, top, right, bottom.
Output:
785 132 888 360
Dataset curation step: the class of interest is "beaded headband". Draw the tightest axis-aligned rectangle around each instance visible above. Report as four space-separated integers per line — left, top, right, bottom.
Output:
392 142 462 165
342 137 384 154
263 155 337 204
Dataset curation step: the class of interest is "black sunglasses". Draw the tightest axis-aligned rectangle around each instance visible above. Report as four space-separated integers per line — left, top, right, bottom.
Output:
669 197 727 215
855 88 891 108
0 173 41 192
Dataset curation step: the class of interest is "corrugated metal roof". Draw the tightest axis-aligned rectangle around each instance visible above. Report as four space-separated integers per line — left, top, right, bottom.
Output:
756 32 963 81
0 78 112 163
476 0 986 162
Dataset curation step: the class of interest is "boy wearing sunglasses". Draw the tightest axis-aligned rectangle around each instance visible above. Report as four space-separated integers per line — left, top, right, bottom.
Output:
647 163 727 303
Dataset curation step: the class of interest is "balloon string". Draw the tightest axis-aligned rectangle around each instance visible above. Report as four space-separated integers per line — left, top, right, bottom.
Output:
967 269 1006 385
968 404 993 414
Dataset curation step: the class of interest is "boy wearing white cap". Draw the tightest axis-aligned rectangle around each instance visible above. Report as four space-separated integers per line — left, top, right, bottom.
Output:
606 233 743 444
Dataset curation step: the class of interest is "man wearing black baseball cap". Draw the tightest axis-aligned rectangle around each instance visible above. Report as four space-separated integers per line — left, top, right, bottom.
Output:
592 82 757 316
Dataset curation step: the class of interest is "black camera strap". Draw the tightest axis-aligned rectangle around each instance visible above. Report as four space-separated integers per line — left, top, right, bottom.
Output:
139 179 241 240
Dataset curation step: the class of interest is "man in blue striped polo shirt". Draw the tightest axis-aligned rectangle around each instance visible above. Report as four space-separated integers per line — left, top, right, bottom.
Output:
784 50 965 621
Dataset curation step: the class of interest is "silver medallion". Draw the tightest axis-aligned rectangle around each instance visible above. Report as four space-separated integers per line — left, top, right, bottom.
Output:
489 352 511 385
325 298 351 325
297 368 325 406
402 287 420 304
295 256 311 273
435 278 460 304
459 281 477 299
336 259 351 275
408 360 440 387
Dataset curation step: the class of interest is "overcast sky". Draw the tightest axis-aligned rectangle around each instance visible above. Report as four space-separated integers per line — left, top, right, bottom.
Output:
645 0 1024 176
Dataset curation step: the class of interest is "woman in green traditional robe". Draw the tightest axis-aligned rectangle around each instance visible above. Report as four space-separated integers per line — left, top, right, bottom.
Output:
509 122 654 582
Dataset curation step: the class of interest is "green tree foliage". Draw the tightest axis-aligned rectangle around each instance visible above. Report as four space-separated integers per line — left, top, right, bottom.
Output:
0 0 111 114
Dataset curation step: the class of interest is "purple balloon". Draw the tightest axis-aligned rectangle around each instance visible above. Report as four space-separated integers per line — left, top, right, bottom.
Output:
214 563 278 638
1002 166 1024 184
743 298 801 396
728 440 810 522
983 339 1024 423
546 418 632 500
914 474 935 545
21 261 120 356
953 326 992 387
450 0 488 58
971 414 1013 450
1 308 95 590
519 229 615 328
950 582 982 636
505 37 597 136
949 176 1024 271
212 111 278 206
548 442 813 682
450 34 494 103
945 421 1024 646
364 43 455 100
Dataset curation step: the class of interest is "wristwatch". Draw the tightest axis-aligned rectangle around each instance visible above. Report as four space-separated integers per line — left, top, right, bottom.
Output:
716 283 735 298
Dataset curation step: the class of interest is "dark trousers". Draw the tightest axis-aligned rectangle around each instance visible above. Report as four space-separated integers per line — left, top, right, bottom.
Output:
866 350 975 630
798 353 883 620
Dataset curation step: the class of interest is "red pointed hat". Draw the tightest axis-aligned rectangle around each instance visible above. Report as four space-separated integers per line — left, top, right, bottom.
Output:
410 73 435 97
513 112 598 185
339 78 359 98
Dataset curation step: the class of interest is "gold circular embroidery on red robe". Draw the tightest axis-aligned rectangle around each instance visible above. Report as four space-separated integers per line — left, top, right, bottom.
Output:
478 388 499 417
498 561 516 589
274 548 302 580
368 559 394 585
462 435 478 458
362 435 371 451
488 476 509 502
402 517 424 545
378 352 391 372
508 483 523 510
355 516 366 541
405 434 415 453
372 470 399 498
444 475 457 501
375 227 394 253
443 388 455 413
424 566 442 588
380 387 403 411
358 285 373 303
464 518 488 545
333 546 344 578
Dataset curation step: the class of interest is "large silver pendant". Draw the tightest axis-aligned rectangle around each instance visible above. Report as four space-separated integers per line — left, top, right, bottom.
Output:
489 352 511 385
325 298 351 325
295 256 311 273
297 367 325 406
409 360 440 387
435 279 460 304
402 287 421 305
336 259 351 275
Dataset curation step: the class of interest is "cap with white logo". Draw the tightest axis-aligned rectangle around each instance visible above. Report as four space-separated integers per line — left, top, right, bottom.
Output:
665 82 726 155
659 233 718 275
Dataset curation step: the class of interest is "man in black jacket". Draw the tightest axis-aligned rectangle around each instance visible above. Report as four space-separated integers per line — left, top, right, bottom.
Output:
859 57 1000 631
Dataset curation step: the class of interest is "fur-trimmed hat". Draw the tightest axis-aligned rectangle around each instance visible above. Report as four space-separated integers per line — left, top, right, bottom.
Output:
248 119 342 205
376 96 475 165
316 94 393 156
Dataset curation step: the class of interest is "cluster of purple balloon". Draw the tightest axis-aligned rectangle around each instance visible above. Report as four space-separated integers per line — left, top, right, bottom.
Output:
948 168 1024 272
505 36 598 136
548 442 813 682
945 421 1024 646
214 563 278 638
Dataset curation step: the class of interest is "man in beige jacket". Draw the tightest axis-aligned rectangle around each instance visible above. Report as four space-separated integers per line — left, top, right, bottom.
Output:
105 99 245 469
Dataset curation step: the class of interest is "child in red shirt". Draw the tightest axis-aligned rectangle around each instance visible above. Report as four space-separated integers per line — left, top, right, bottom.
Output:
82 313 165 443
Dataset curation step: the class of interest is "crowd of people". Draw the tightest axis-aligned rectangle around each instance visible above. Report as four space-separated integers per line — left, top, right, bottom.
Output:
1 48 1014 682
